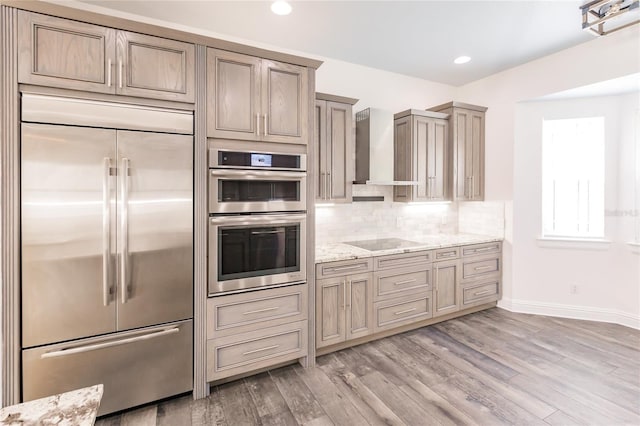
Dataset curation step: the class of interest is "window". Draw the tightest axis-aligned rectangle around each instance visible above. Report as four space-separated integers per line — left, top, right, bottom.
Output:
542 117 604 238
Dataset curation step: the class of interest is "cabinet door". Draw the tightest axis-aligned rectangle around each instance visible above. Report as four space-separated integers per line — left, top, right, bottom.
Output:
346 273 373 340
454 109 484 201
316 277 346 348
433 259 460 317
327 101 353 202
315 100 327 200
262 59 308 144
117 31 195 102
207 49 261 139
17 11 116 94
467 110 485 200
428 119 449 200
414 116 430 201
393 115 413 201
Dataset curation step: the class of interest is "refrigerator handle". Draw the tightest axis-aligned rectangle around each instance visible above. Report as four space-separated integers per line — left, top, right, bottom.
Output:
120 157 130 304
102 157 111 306
40 327 180 359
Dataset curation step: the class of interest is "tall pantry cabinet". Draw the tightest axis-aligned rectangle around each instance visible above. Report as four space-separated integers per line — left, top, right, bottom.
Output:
428 102 487 201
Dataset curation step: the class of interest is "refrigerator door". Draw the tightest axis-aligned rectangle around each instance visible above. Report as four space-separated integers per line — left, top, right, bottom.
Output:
22 319 193 416
21 123 117 348
116 130 193 330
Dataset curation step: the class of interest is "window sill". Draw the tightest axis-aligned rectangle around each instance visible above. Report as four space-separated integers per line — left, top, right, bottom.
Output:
536 237 611 250
627 242 640 254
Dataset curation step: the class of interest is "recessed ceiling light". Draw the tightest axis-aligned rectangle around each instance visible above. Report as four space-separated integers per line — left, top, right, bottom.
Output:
454 56 471 65
271 1 292 15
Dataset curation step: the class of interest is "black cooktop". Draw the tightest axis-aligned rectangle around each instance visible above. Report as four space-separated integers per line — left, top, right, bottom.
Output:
344 238 422 252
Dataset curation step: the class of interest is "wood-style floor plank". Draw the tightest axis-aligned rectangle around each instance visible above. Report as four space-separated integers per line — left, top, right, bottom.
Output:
94 308 640 426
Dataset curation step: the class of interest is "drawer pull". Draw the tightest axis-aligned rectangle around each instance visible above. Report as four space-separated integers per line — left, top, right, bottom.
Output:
242 344 280 356
394 307 417 316
474 265 494 271
394 279 417 286
474 289 492 296
439 252 457 258
242 306 279 316
330 264 366 272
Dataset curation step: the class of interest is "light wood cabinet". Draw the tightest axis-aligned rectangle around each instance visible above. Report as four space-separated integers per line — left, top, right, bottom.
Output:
428 102 487 201
207 48 308 144
432 259 461 318
316 270 373 349
315 93 358 202
393 109 450 202
18 11 195 102
460 241 502 307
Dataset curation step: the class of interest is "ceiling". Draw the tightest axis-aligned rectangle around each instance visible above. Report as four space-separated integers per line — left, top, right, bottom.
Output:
76 0 609 86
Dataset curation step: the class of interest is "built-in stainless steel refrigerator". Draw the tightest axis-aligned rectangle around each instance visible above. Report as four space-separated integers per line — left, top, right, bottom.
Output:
20 94 194 416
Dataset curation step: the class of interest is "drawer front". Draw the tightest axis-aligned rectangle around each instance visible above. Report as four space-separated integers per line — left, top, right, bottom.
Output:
207 320 308 381
374 265 431 301
374 250 432 271
207 284 307 339
462 242 501 257
374 293 432 332
462 280 500 307
316 258 373 279
462 257 500 281
435 247 460 261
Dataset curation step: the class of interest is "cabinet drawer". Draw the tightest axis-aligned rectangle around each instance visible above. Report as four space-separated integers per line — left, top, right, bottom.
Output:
207 320 308 381
374 264 431 301
434 247 460 261
374 293 432 332
462 280 500 307
207 285 307 339
461 242 501 257
374 250 432 271
316 258 373 279
462 257 500 281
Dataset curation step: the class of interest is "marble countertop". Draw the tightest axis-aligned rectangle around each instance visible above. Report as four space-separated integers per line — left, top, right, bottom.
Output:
316 233 502 263
0 384 103 426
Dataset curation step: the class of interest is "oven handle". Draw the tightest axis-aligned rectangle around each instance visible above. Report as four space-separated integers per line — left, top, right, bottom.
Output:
210 169 307 179
210 213 306 226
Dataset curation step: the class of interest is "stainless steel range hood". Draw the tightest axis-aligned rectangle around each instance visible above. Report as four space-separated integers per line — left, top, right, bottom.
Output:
354 108 417 185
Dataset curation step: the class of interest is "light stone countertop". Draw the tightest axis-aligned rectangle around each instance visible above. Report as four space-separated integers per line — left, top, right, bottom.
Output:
316 233 503 263
0 384 103 426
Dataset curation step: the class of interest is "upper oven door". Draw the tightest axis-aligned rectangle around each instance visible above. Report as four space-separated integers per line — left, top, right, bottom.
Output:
209 169 307 214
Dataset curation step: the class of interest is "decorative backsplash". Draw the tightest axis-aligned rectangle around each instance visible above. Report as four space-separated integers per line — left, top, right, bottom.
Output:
315 186 506 245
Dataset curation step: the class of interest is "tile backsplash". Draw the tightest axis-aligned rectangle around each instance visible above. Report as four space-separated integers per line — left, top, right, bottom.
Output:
315 186 505 245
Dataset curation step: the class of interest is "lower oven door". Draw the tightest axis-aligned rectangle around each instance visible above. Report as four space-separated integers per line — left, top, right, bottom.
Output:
209 213 306 295
209 169 306 214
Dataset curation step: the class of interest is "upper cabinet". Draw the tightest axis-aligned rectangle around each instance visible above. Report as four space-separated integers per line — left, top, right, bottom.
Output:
315 93 358 203
17 11 195 103
428 102 487 201
207 48 308 144
393 109 450 202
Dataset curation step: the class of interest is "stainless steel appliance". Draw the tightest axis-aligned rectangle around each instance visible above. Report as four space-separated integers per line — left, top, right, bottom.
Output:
208 148 307 214
208 213 306 294
20 94 193 416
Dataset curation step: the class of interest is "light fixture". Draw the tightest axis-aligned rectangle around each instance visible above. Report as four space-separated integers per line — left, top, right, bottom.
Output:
454 56 471 65
580 0 639 36
271 1 292 16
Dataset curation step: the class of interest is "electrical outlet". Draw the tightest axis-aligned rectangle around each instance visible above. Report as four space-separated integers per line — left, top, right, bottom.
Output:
570 284 578 295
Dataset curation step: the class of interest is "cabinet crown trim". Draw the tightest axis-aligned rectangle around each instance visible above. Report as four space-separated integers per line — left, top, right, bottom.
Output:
427 101 488 113
315 92 358 105
394 109 449 120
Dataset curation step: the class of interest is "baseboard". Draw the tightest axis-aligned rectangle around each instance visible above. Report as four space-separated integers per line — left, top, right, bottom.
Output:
498 298 640 330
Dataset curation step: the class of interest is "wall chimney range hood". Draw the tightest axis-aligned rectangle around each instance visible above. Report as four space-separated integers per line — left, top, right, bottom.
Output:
354 108 417 185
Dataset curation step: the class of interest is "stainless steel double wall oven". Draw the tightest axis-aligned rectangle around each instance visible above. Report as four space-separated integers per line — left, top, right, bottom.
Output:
208 148 307 295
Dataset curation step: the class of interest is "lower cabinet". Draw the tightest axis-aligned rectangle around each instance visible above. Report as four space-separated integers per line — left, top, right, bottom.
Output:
373 292 432 332
316 272 373 348
433 259 461 318
206 284 308 382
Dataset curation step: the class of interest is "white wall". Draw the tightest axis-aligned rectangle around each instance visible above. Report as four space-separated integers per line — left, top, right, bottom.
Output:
514 94 639 328
457 26 640 327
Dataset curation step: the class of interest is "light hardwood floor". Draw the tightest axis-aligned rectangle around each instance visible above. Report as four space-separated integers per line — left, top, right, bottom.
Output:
96 308 640 425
